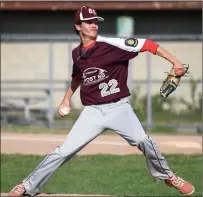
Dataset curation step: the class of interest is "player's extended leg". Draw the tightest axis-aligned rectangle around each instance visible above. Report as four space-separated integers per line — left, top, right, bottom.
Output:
104 98 195 196
9 106 105 196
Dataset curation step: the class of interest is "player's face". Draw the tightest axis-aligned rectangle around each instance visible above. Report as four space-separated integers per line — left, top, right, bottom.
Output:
77 19 99 38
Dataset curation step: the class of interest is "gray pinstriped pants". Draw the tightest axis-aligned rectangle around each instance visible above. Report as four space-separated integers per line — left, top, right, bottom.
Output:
23 97 173 196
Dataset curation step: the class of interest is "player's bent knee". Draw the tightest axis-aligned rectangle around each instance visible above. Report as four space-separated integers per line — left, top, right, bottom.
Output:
48 146 69 159
57 145 83 159
49 146 64 157
128 134 147 146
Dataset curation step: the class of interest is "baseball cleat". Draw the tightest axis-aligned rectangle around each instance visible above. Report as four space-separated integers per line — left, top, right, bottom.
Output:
165 175 195 196
8 183 26 196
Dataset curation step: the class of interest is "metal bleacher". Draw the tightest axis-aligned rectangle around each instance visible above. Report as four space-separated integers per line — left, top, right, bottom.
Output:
1 80 70 128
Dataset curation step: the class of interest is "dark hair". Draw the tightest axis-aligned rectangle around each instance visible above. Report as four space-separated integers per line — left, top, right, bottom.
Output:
74 28 79 35
74 22 81 35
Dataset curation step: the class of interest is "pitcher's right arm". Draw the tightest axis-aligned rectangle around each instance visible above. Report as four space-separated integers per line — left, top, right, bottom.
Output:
58 64 81 117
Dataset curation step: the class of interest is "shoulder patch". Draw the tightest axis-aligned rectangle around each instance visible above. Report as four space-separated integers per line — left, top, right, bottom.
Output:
125 38 138 47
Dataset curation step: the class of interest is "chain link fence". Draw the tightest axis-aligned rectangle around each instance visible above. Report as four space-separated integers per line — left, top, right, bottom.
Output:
1 34 202 133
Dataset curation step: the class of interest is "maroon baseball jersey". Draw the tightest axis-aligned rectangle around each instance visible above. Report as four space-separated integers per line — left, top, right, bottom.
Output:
71 35 159 105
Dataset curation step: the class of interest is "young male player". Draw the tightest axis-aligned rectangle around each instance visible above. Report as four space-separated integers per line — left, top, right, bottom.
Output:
9 6 195 196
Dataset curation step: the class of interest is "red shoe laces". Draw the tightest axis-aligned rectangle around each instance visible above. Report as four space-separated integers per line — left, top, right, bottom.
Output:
171 177 185 188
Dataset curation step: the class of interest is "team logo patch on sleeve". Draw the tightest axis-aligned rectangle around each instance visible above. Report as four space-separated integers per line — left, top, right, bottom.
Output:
125 38 138 47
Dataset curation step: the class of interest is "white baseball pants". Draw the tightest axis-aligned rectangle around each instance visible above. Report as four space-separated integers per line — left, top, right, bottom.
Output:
22 97 173 196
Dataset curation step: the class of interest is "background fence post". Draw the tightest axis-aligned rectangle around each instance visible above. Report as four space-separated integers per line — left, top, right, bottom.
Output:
48 42 54 128
146 52 152 130
68 42 73 81
24 98 30 122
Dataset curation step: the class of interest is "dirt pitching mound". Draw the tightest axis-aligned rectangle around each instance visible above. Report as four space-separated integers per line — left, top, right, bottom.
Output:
1 193 118 196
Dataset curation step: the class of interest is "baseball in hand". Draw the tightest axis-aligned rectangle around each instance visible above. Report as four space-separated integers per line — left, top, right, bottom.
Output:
60 107 70 116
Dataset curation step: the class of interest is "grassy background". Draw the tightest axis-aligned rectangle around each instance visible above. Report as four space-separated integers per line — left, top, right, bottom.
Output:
1 124 202 135
1 154 201 196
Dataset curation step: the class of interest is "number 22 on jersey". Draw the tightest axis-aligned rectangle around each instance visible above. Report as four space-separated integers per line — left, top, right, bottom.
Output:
99 79 120 97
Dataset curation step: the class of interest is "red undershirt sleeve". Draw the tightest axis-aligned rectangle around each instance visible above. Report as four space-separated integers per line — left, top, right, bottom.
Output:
140 39 159 55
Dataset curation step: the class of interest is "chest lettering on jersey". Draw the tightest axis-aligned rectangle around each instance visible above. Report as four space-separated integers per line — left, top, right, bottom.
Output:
99 79 120 97
82 67 109 85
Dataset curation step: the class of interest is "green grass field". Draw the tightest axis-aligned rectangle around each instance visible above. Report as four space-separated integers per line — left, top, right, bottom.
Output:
1 154 202 196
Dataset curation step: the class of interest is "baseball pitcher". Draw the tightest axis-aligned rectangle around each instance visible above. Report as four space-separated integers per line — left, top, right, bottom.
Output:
9 6 194 196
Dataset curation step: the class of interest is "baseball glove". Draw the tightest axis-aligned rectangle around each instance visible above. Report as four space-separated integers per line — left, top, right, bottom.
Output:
160 64 189 98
